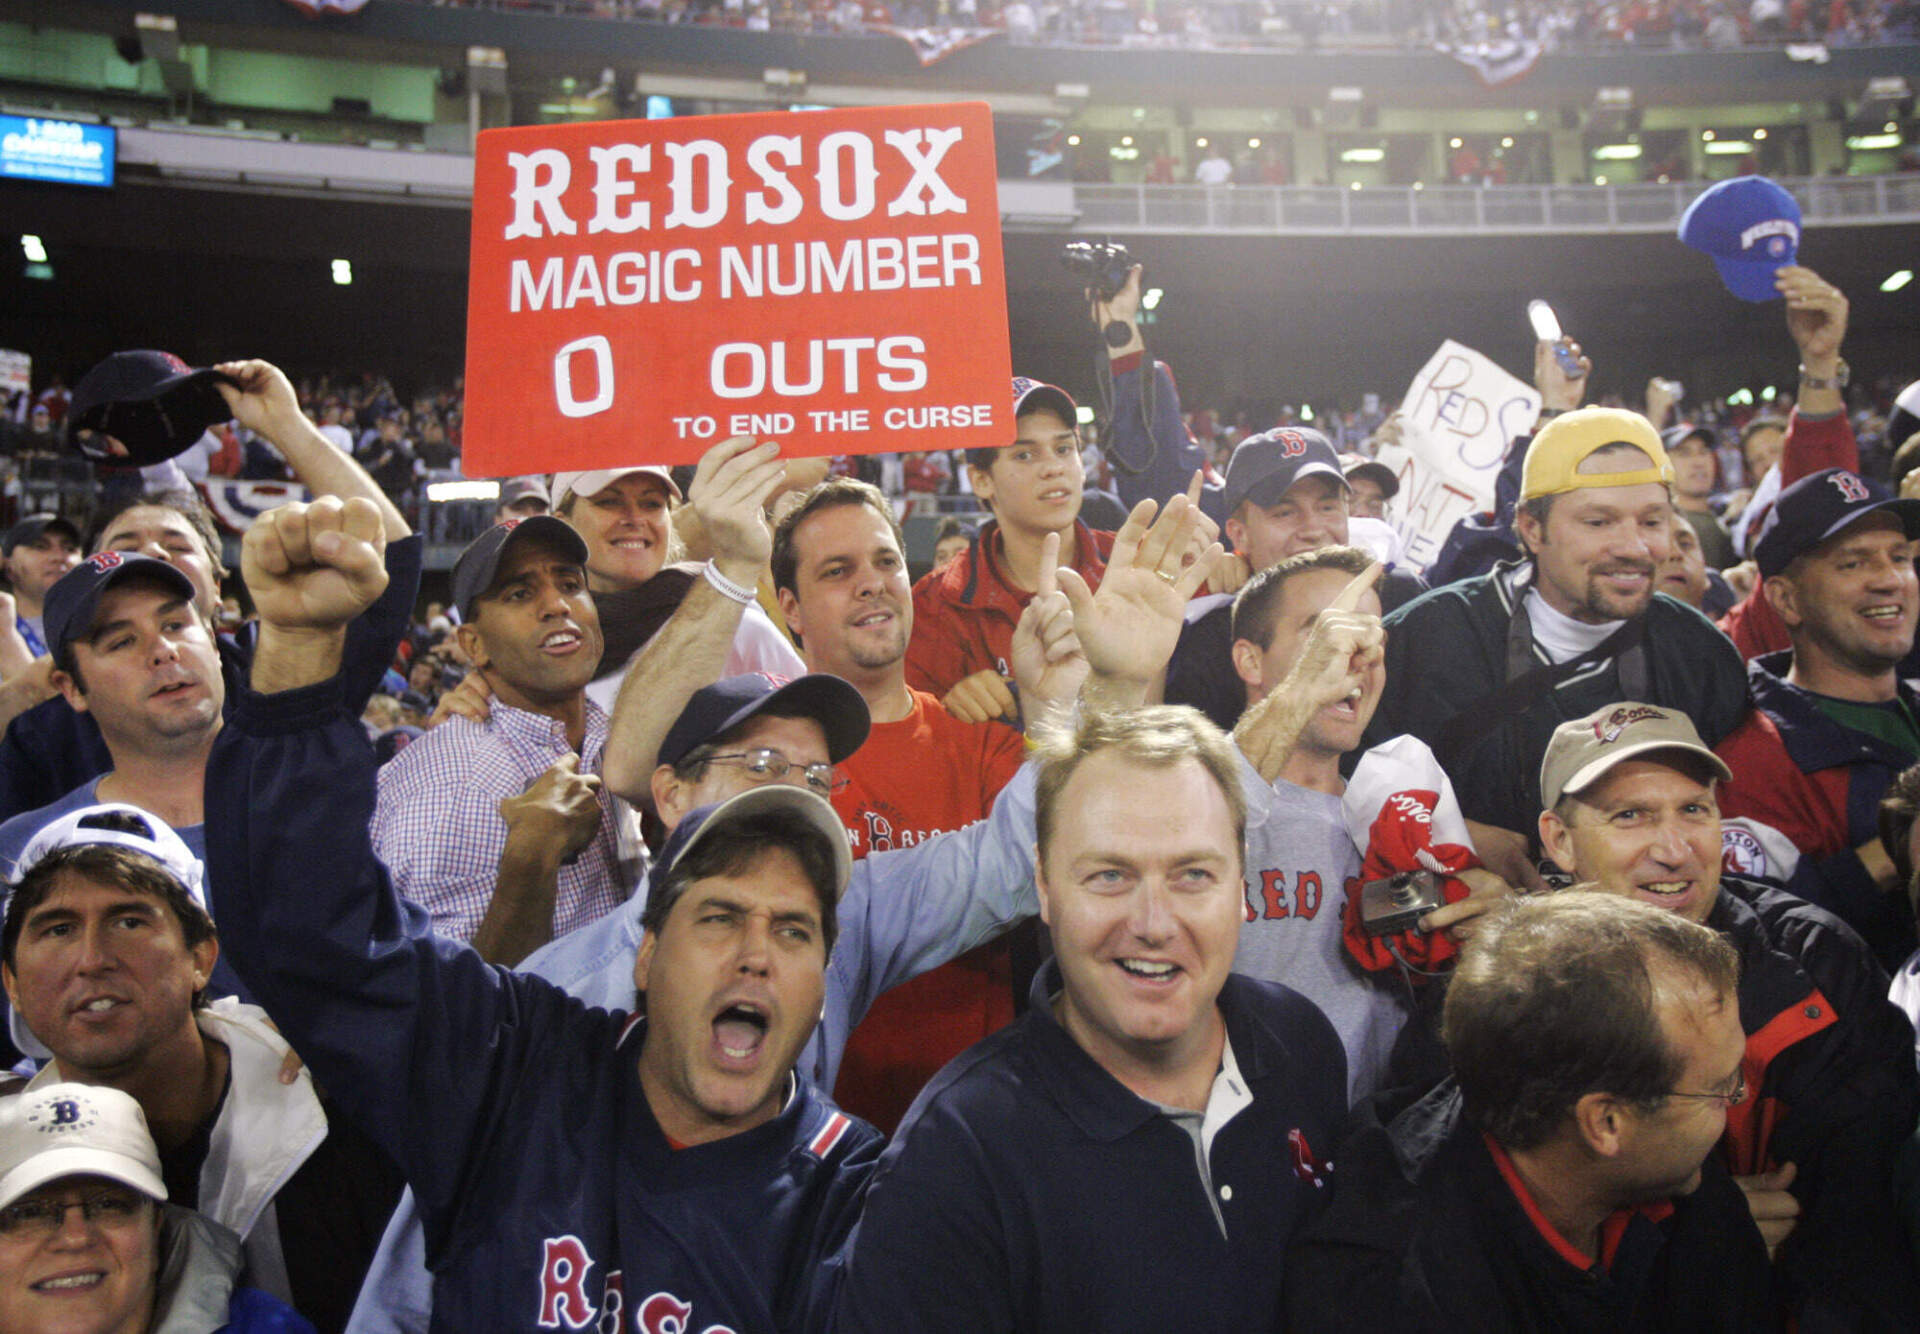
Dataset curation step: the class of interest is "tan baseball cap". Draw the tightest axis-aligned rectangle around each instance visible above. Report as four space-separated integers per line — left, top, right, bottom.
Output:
1519 407 1673 503
1539 703 1732 811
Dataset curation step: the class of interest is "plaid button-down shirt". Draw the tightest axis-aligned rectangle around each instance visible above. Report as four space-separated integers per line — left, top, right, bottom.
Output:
371 698 639 942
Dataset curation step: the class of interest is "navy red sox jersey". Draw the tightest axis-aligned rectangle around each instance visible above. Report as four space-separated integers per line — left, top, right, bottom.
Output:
204 676 880 1334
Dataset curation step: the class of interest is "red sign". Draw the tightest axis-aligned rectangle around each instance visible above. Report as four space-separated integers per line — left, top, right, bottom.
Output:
463 102 1011 476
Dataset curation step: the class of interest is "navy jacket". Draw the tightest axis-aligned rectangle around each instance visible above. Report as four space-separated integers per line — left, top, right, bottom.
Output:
833 962 1346 1333
0 534 421 822
204 672 880 1334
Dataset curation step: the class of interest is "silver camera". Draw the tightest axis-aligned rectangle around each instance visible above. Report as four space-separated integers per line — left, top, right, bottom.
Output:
1359 869 1445 937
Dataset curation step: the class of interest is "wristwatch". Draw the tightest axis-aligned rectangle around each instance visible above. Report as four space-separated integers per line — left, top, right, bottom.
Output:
1798 359 1849 391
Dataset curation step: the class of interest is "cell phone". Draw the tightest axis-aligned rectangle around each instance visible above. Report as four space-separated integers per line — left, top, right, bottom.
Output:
1527 300 1586 378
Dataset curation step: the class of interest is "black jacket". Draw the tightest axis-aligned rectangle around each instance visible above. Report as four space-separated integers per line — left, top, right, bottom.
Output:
1285 1081 1778 1333
1367 561 1748 838
1379 877 1920 1331
1709 877 1920 1329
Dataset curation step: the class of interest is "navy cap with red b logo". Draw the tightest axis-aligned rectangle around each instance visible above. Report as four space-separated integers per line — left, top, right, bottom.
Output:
1754 467 1920 579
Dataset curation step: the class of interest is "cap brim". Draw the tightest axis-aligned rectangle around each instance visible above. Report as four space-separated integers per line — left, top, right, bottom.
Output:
666 784 853 904
1759 497 1920 578
711 674 871 765
1559 740 1732 807
1015 385 1077 425
1345 462 1399 498
1712 253 1790 303
0 1148 166 1213
1242 461 1349 511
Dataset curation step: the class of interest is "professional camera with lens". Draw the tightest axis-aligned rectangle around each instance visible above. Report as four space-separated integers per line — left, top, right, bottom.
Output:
1059 240 1136 302
1359 869 1446 938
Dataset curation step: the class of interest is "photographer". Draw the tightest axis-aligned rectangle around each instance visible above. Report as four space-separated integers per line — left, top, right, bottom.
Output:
1074 252 1227 527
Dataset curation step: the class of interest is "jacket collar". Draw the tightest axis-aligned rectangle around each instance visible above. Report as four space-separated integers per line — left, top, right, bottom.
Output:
1020 958 1275 1144
30 999 329 1245
1746 648 1920 773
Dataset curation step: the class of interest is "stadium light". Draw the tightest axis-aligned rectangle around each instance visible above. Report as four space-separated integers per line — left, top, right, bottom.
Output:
1340 148 1384 163
1884 270 1914 293
1728 388 1753 406
1593 144 1642 160
426 480 501 502
331 259 353 285
20 235 46 263
1703 140 1754 155
1847 133 1901 150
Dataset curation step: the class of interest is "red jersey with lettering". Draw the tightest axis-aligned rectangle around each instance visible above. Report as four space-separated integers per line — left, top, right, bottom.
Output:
831 688 1026 1131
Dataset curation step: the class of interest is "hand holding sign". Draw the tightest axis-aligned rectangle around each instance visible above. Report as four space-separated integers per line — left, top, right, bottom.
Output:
690 436 786 585
1373 340 1542 571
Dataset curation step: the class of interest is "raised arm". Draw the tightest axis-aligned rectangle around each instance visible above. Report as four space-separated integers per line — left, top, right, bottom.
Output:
210 496 587 1229
214 360 412 540
1057 492 1221 712
1234 562 1384 784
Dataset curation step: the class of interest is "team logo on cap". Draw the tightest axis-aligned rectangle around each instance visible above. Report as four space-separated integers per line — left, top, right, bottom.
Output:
1591 705 1667 744
1829 472 1871 504
161 353 193 375
1739 218 1798 256
497 518 525 533
27 1096 97 1135
83 551 125 574
1270 430 1311 458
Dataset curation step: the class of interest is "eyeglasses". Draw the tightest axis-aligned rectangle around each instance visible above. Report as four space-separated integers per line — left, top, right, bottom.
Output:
1666 1070 1748 1109
0 1191 146 1239
702 750 845 796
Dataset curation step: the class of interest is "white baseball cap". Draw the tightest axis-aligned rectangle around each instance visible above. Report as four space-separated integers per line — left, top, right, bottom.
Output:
550 467 682 511
12 804 204 904
0 1083 167 1211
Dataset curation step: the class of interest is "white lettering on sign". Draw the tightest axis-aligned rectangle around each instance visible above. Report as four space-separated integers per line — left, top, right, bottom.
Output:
501 129 973 239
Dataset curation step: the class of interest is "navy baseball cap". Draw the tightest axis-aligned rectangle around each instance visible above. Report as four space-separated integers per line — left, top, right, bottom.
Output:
657 673 869 770
1223 427 1346 515
66 350 239 466
450 516 589 619
1678 176 1801 303
1338 453 1399 500
1 513 80 557
1011 376 1078 426
646 785 852 920
1754 467 1920 578
43 552 196 663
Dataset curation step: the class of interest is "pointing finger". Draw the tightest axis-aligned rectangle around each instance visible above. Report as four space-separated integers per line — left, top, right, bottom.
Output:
1036 532 1060 600
1330 562 1384 614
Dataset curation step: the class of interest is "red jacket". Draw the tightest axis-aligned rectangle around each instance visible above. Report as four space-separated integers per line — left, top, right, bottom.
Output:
906 520 1114 700
1717 407 1858 658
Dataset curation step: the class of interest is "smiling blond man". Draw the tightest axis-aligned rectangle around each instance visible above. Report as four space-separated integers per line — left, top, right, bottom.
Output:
834 705 1348 1334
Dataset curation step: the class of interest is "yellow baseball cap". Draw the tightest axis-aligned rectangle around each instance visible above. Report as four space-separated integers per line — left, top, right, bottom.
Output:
1519 407 1674 502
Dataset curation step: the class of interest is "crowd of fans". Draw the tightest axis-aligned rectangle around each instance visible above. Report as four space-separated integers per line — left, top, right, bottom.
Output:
0 249 1913 1333
408 0 1920 49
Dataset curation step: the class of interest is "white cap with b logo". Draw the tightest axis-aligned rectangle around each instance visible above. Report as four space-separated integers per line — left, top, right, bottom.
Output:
0 1083 167 1212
